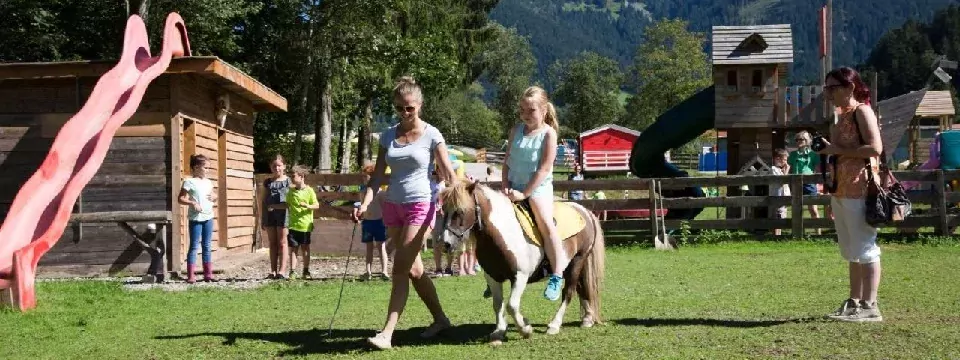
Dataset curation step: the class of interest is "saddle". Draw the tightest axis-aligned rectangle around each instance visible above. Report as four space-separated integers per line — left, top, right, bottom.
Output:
513 200 587 247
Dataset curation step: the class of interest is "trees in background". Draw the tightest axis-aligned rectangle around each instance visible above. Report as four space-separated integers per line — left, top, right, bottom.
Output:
861 5 960 101
476 24 537 136
0 0 502 172
7 0 957 172
550 52 624 138
623 19 711 132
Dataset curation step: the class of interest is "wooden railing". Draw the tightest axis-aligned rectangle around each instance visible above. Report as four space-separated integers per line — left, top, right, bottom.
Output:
253 170 958 248
479 149 575 167
549 170 959 237
582 150 631 172
778 85 827 126
482 150 506 164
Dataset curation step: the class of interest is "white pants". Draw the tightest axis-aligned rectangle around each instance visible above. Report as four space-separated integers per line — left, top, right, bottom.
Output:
831 197 881 264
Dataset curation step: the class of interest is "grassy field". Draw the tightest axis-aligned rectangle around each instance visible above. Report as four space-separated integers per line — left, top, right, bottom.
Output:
3 242 960 359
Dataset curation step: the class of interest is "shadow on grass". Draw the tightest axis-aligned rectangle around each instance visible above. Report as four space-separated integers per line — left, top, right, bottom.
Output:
155 323 493 356
612 317 818 328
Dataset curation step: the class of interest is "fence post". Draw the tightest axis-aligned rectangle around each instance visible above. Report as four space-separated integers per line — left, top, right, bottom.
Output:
648 178 660 241
936 170 949 236
791 175 804 238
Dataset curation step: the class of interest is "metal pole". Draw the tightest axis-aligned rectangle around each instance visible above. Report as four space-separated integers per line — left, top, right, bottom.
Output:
826 0 833 71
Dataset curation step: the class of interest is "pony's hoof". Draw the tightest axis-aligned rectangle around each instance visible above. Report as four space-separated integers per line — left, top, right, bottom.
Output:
489 330 506 343
520 325 534 338
581 318 595 328
545 326 561 335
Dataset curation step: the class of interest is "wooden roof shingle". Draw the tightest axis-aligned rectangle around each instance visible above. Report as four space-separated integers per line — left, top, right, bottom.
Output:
915 90 955 117
0 57 287 112
711 24 793 65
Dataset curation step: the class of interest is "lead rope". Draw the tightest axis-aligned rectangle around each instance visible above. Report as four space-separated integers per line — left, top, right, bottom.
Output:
326 222 359 337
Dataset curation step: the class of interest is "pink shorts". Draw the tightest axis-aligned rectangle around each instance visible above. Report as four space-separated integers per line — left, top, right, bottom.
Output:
382 201 436 228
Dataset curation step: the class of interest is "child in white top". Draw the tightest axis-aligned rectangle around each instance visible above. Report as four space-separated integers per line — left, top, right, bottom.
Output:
771 148 792 236
177 154 217 283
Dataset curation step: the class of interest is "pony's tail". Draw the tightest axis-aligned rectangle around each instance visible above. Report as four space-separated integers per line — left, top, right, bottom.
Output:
582 209 605 324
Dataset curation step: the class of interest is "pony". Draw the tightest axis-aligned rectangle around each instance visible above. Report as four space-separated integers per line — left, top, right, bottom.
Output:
438 180 605 343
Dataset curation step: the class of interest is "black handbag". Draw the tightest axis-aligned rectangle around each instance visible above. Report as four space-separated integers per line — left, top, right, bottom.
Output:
864 166 912 227
849 108 912 226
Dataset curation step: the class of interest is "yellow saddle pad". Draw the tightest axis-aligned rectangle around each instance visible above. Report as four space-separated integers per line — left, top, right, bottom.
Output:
513 201 587 247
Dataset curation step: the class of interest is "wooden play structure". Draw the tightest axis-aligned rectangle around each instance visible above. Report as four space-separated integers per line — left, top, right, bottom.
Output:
712 24 816 173
711 22 929 176
0 57 286 278
905 90 957 166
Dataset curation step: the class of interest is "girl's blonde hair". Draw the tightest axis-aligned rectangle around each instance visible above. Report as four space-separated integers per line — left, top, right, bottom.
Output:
393 76 423 103
520 86 559 132
361 161 376 175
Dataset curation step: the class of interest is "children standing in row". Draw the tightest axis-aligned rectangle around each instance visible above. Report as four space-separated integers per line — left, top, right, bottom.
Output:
178 154 217 283
270 165 319 279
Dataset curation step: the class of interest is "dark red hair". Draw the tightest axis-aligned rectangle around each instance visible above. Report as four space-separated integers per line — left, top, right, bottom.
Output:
826 67 871 105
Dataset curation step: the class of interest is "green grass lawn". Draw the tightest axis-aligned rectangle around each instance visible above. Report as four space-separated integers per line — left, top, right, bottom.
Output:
3 242 960 359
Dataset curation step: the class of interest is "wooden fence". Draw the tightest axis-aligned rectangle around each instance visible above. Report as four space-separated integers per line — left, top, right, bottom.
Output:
479 148 575 167
253 169 958 253
544 169 959 237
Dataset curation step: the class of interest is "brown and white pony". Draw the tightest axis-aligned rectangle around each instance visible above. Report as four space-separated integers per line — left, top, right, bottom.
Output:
438 181 605 343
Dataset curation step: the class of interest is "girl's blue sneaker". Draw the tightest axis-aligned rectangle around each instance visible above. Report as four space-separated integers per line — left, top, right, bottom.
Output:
544 274 563 301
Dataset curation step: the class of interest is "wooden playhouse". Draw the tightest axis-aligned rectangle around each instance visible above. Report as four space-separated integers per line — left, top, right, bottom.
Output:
0 57 287 275
579 124 641 173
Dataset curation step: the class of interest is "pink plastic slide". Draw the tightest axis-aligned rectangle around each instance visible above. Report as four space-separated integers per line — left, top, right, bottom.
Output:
0 13 191 311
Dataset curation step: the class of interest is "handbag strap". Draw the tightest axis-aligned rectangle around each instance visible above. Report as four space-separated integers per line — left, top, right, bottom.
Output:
850 106 885 184
851 106 900 191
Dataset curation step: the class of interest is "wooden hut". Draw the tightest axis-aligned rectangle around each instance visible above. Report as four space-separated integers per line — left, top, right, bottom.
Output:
579 124 640 173
0 57 287 276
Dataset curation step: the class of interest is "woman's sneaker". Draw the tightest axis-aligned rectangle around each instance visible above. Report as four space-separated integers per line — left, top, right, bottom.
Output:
840 300 883 322
544 274 563 301
827 298 860 320
366 333 392 350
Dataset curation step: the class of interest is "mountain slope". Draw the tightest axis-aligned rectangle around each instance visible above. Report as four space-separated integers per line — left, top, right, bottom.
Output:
492 0 960 84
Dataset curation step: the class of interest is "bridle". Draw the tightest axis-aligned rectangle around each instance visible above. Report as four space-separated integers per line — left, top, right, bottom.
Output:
444 191 483 240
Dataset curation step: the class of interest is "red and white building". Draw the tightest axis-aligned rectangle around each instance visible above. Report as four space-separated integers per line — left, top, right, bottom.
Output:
578 124 641 173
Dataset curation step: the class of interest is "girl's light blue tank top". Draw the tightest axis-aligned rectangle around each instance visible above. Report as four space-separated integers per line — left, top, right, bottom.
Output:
507 124 553 196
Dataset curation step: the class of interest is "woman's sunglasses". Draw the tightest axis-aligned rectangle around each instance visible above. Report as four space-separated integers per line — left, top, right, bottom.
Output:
394 105 416 113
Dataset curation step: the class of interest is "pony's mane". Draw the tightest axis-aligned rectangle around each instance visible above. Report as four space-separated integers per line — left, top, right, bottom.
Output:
438 181 474 213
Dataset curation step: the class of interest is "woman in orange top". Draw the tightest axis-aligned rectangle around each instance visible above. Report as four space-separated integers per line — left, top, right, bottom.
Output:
816 67 883 323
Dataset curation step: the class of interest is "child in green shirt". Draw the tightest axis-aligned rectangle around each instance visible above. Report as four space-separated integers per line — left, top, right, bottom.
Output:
789 131 823 235
270 165 319 279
